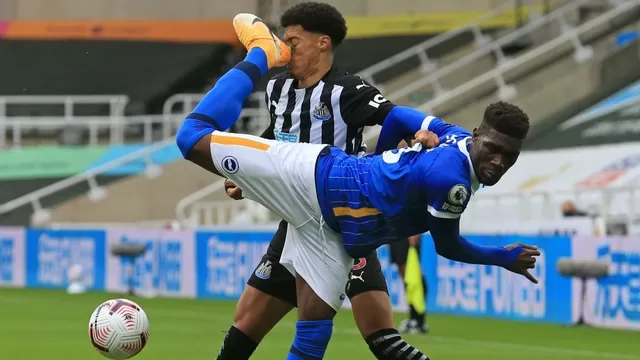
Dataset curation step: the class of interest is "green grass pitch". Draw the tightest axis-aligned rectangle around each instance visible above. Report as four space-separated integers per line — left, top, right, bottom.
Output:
1 288 638 359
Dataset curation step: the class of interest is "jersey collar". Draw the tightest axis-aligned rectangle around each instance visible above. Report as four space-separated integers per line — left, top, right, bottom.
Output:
458 137 481 194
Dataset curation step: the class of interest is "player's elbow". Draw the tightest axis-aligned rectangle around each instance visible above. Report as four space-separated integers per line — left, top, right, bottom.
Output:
433 242 457 260
176 122 193 158
432 234 463 261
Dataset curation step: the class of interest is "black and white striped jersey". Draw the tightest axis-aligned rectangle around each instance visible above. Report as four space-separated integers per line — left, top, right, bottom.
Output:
260 67 395 155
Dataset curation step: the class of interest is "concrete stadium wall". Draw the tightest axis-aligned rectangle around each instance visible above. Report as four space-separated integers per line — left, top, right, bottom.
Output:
0 0 570 20
0 0 258 20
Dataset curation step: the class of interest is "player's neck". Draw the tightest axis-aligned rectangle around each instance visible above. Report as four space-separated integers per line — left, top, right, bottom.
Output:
296 59 333 89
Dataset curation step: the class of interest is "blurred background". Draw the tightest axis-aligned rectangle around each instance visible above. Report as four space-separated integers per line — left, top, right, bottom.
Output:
0 1 639 359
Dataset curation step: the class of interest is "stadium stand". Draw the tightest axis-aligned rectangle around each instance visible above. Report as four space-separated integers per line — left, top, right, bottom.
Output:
2 0 637 230
0 0 258 19
0 0 549 226
365 0 640 145
173 0 577 227
179 0 634 228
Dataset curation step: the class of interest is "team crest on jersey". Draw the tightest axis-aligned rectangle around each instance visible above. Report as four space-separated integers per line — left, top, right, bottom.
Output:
255 260 272 280
447 184 469 205
221 156 239 174
312 102 332 121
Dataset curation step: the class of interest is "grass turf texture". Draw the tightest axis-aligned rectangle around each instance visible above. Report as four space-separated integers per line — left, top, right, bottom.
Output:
1 288 638 359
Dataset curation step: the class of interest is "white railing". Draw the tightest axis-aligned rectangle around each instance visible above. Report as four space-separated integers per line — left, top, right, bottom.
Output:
0 94 128 115
162 91 270 137
0 94 128 147
174 181 226 227
1 107 267 148
356 0 546 90
413 0 637 114
388 0 601 110
0 92 269 148
0 137 177 225
177 198 271 228
2 114 183 147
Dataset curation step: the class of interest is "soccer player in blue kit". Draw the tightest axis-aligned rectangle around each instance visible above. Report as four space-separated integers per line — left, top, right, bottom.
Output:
178 14 541 360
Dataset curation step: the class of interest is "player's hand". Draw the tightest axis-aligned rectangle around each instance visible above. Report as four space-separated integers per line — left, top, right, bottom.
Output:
504 243 540 284
412 130 439 149
224 179 244 200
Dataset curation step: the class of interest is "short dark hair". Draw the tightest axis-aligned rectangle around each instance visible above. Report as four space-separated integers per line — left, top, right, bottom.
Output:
481 101 530 140
280 2 348 48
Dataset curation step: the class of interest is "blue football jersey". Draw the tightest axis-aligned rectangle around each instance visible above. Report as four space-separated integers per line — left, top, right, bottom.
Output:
315 116 480 257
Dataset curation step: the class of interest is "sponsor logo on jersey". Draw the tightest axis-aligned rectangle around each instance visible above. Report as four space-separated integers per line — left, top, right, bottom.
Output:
273 131 299 143
312 102 332 121
442 202 463 213
255 260 272 280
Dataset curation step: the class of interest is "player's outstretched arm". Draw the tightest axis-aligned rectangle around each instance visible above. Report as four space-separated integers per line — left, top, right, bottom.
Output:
375 109 469 154
428 215 540 283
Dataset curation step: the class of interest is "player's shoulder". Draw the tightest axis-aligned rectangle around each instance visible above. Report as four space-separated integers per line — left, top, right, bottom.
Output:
425 145 472 186
428 142 469 162
428 148 472 207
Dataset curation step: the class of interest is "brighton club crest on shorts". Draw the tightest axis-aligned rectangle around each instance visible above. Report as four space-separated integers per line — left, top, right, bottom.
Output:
312 102 332 121
255 260 272 280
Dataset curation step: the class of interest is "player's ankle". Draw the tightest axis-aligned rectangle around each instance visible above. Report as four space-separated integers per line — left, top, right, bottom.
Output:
366 328 430 360
216 326 258 360
244 48 268 75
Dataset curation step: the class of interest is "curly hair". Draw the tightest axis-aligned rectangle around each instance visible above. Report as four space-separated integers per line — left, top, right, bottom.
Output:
280 2 347 48
480 101 530 139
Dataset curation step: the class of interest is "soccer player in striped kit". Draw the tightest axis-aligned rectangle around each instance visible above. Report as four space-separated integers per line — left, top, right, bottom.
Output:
218 3 433 360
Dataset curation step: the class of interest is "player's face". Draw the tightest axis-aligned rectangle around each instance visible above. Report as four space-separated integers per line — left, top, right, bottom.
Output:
283 25 330 80
470 128 522 186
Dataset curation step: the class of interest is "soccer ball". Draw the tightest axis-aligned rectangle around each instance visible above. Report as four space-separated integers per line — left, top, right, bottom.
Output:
88 299 150 359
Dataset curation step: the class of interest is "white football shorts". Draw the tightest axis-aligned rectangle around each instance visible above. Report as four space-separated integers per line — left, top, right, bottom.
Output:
209 131 352 311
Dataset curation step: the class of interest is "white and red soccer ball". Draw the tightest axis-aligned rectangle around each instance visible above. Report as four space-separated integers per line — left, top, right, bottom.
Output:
89 299 150 359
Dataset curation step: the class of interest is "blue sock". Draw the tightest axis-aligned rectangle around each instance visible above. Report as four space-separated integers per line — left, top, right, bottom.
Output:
286 320 333 360
176 48 268 157
189 47 267 130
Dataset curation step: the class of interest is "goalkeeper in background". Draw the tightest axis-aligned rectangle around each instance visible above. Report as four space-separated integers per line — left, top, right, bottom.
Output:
390 235 429 334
